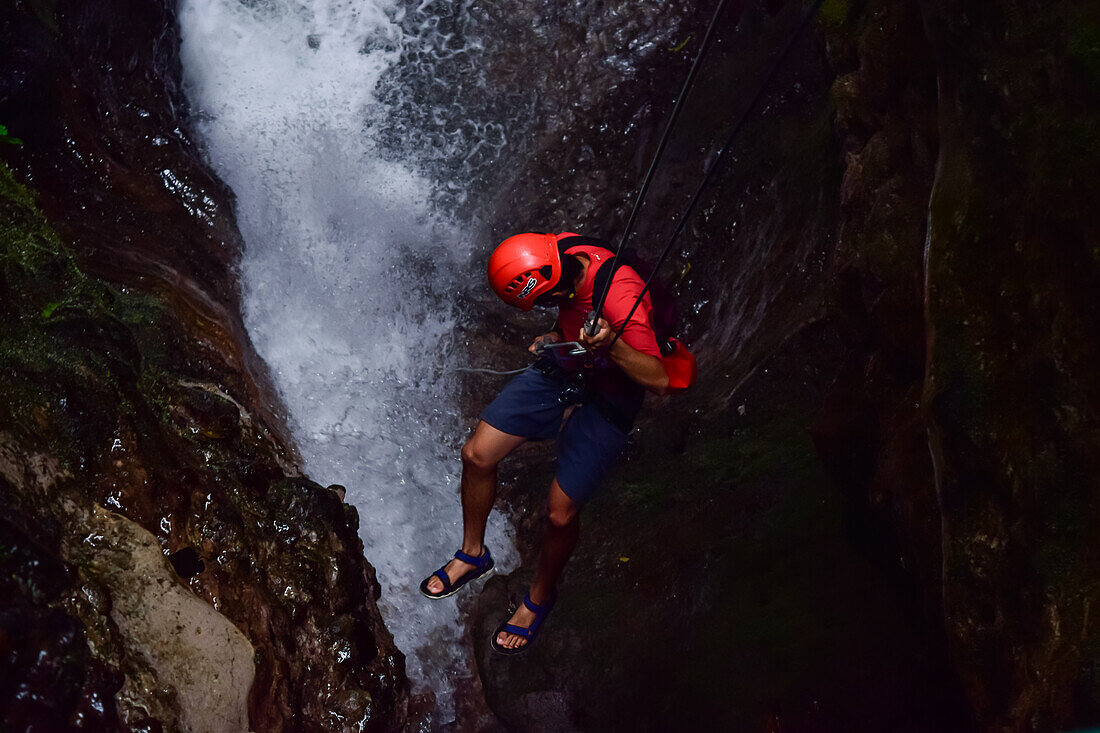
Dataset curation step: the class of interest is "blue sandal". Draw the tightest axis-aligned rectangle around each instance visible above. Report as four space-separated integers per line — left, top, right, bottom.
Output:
419 547 494 599
490 591 556 655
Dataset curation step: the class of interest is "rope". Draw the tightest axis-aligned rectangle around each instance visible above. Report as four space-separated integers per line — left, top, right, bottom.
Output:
606 0 826 350
465 0 825 376
455 341 583 376
590 0 733 325
454 365 529 376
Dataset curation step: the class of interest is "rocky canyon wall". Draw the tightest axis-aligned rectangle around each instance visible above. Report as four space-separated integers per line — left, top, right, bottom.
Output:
459 0 1099 729
1 0 1097 730
0 0 408 729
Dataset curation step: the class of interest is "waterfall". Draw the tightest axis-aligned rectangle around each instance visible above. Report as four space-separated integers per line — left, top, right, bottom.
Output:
178 0 515 719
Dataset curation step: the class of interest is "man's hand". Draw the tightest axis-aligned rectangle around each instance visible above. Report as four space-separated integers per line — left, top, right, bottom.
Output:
528 331 562 354
579 317 669 395
577 317 612 351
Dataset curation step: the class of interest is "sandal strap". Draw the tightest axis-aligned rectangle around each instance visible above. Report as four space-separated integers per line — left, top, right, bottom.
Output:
503 623 535 639
431 569 452 591
522 592 554 615
454 547 491 567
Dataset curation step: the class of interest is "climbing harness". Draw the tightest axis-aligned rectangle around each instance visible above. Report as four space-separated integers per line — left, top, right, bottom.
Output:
533 354 589 407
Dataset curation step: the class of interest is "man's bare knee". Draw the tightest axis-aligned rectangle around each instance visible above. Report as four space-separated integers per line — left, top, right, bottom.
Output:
547 502 578 529
461 438 498 472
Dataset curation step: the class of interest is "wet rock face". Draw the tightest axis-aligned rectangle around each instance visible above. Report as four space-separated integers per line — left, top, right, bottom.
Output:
68 502 256 732
451 0 1099 730
915 2 1100 726
0 0 407 730
0 0 1092 729
473 323 967 732
380 0 699 231
0 497 122 731
812 0 1100 727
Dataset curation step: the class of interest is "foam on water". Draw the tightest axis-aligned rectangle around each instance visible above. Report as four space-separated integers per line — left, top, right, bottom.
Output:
178 0 515 718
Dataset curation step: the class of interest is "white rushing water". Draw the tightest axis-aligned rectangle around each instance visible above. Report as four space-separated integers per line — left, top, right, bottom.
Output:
178 0 515 719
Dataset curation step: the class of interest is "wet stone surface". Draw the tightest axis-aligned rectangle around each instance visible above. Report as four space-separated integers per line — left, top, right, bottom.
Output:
0 0 409 730
0 0 1097 729
446 0 1100 730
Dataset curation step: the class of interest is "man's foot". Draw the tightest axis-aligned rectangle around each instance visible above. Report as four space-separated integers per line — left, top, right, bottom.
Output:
491 590 556 654
494 602 538 651
420 546 493 599
424 553 478 595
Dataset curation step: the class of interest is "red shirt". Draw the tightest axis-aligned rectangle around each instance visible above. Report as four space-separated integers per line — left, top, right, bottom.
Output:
555 242 662 359
545 236 659 421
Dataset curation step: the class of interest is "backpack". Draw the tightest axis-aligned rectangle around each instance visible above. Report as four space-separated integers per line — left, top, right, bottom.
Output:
589 246 697 393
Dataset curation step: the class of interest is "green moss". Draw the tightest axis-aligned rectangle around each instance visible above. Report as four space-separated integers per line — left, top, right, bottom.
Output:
1068 11 1100 91
1 168 101 325
1 163 170 328
557 394 929 729
675 536 842 712
612 409 820 516
0 162 181 470
25 0 59 34
819 0 854 30
0 124 23 147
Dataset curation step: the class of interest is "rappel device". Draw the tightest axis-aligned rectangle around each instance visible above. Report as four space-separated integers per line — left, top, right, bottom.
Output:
536 341 588 357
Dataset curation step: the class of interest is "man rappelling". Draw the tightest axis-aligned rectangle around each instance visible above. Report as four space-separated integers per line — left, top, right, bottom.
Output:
415 0 823 656
420 232 687 654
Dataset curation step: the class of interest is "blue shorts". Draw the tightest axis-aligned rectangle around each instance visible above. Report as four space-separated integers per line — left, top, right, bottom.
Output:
480 367 629 504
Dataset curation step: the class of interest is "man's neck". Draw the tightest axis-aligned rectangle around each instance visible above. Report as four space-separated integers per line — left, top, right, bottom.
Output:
572 254 589 291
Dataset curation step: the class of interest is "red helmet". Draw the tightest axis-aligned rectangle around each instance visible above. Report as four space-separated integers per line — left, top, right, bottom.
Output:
488 232 570 311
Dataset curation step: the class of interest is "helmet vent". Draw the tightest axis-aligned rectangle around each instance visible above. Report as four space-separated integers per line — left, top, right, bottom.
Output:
503 271 532 294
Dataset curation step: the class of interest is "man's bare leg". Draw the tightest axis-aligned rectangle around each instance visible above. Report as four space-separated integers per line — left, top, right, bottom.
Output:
425 421 525 595
496 479 579 650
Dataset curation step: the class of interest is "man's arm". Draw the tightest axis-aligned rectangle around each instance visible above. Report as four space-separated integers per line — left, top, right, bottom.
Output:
577 318 669 395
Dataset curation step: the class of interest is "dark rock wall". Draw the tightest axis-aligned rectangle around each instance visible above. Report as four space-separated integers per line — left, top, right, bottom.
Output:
0 0 407 730
455 0 1099 730
2 0 1095 728
918 1 1100 725
819 0 1100 727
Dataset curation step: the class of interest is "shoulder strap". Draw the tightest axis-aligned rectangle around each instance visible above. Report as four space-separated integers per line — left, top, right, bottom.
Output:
592 256 626 310
557 235 613 253
594 254 680 346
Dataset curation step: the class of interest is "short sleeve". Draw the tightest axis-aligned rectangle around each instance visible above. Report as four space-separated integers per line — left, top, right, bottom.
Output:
603 269 662 358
